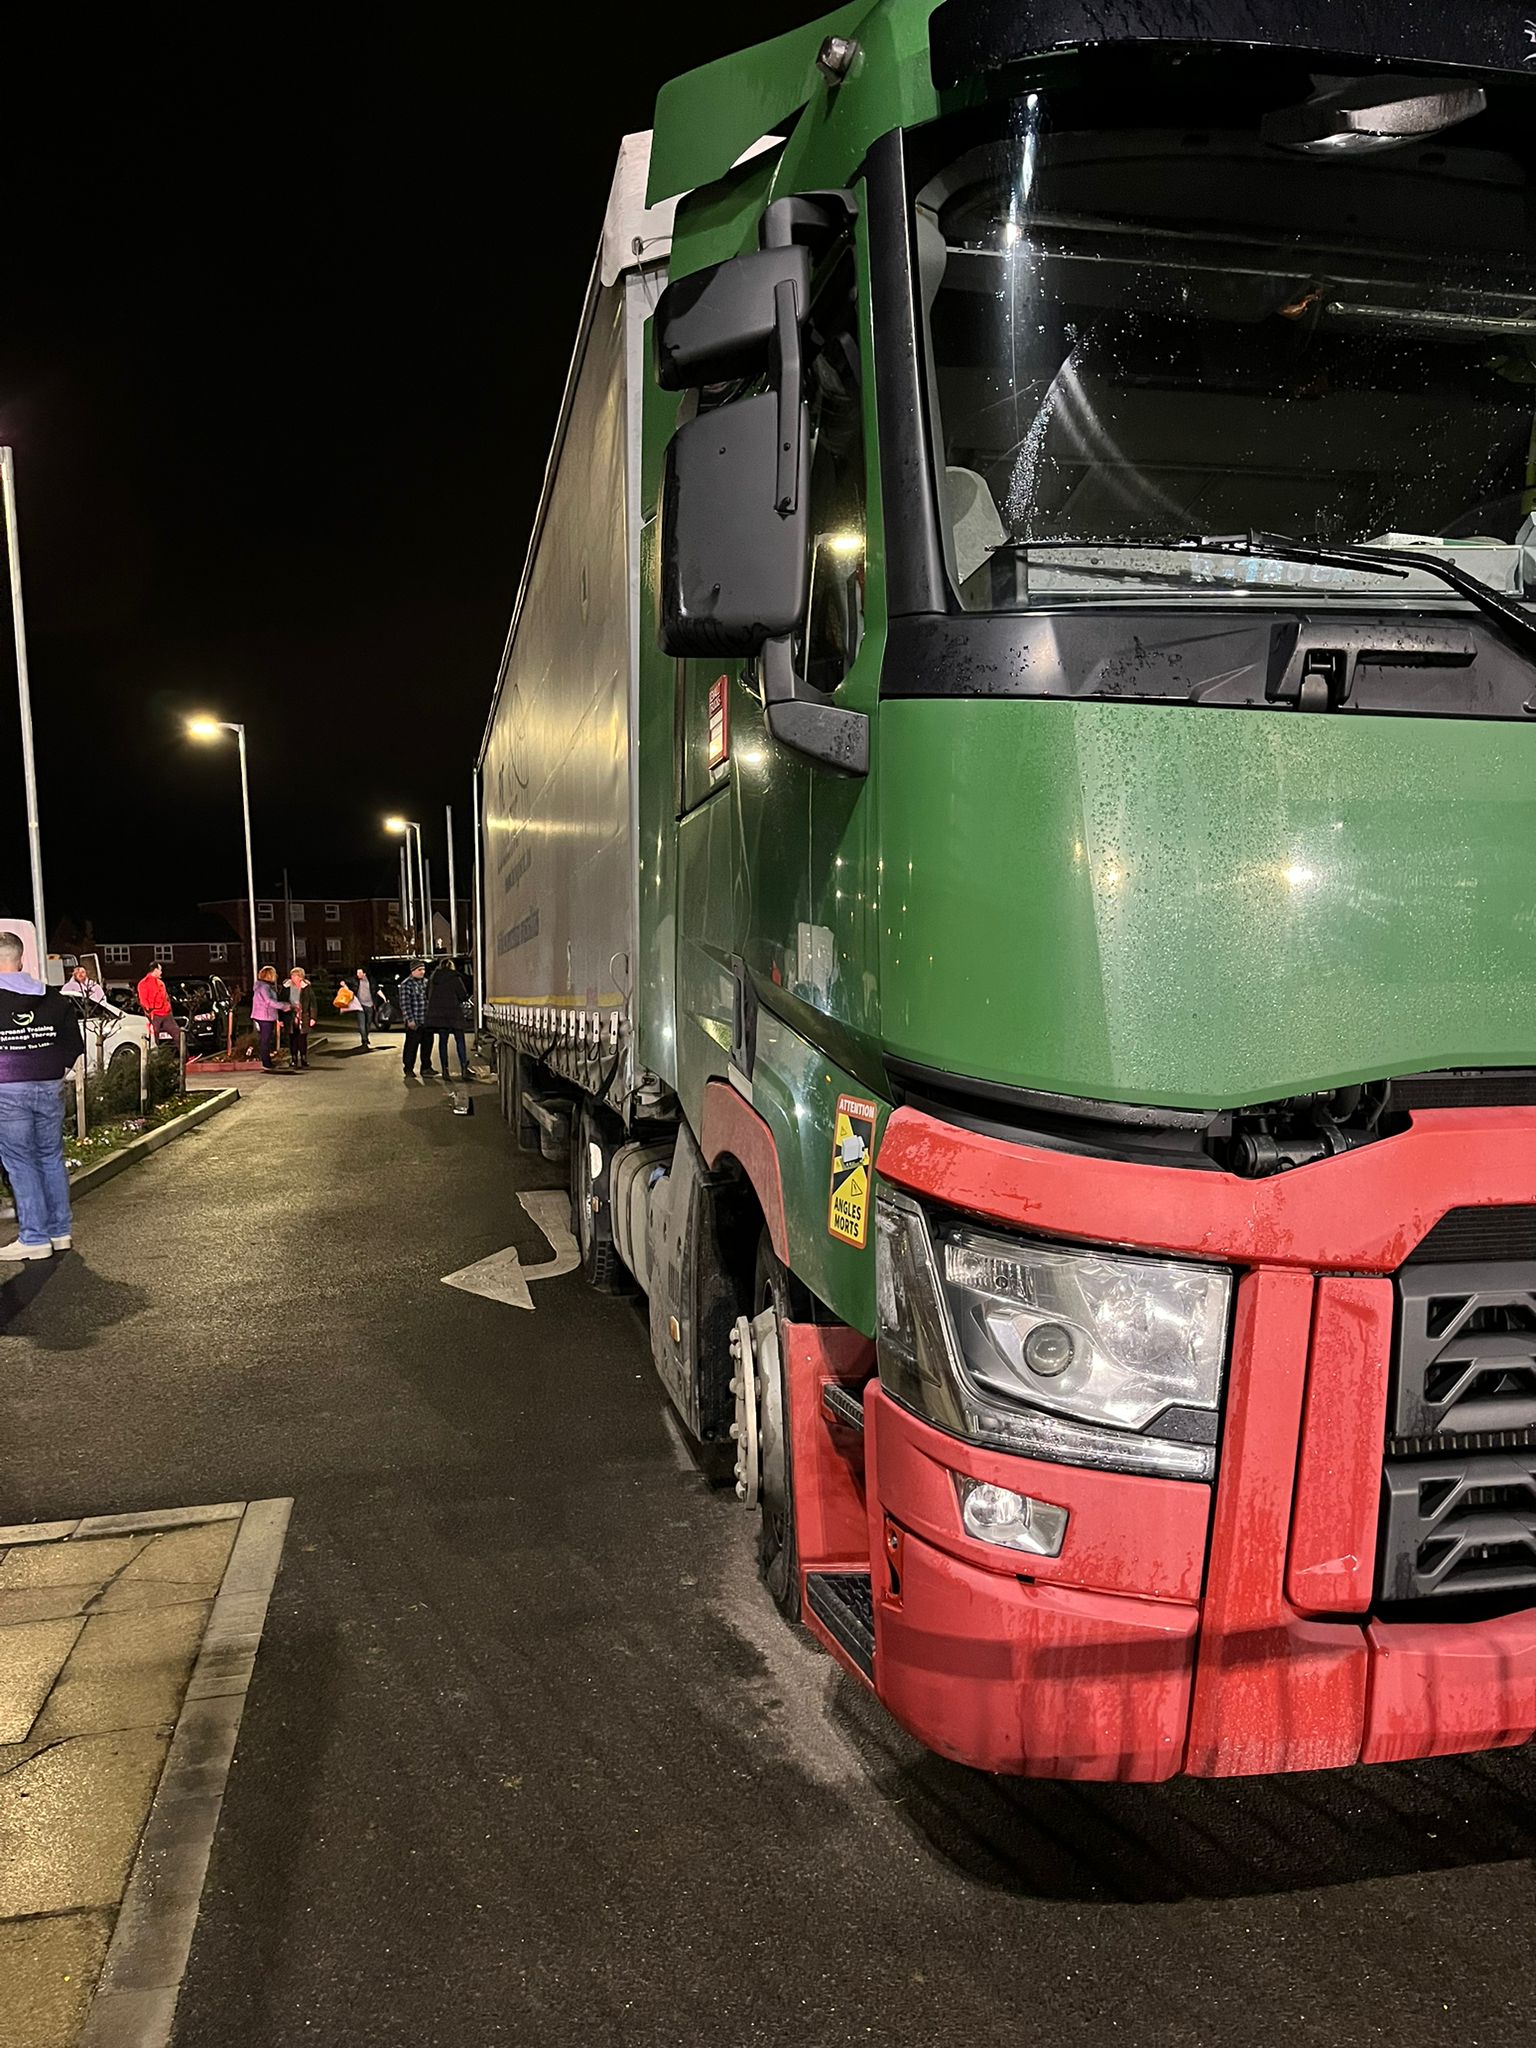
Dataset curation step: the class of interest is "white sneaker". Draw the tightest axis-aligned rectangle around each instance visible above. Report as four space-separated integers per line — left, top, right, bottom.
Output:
0 1240 51 1261
50 1236 72 1250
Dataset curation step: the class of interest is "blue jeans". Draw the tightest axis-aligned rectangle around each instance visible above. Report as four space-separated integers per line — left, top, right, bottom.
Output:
0 1080 72 1247
436 1029 469 1077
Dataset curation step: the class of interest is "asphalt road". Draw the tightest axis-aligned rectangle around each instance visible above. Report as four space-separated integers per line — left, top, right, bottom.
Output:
4 1039 1535 2047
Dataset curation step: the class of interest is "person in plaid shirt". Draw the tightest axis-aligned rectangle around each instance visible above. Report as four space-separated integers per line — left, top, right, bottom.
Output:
397 963 436 1079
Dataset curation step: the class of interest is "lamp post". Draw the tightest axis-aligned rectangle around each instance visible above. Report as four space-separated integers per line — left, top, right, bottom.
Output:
386 821 415 947
188 717 257 995
384 817 426 953
445 802 459 957
3 449 47 953
470 767 484 1020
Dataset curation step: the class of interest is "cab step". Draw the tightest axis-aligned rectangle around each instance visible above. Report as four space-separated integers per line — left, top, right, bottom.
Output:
804 1571 875 1679
820 1381 867 1432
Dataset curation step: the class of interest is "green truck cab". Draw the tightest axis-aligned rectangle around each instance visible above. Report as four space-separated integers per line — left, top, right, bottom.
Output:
479 3 1536 1778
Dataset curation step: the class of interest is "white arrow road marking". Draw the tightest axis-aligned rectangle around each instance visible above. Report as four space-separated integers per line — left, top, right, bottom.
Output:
440 1190 579 1311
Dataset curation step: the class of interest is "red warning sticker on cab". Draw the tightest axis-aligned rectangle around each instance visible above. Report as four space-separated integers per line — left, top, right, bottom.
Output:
707 674 729 769
827 1093 877 1248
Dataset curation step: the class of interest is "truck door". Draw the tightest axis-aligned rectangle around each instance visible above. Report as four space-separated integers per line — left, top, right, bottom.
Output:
736 228 879 1062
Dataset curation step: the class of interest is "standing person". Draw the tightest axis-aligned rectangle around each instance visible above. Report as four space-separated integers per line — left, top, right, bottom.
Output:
397 962 435 1078
250 965 287 1071
286 967 317 1070
353 966 374 1049
62 965 120 1019
0 930 84 1259
136 961 175 1045
423 962 473 1089
425 960 473 1081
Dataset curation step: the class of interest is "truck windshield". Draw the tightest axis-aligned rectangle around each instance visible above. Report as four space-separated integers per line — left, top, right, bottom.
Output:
913 78 1536 614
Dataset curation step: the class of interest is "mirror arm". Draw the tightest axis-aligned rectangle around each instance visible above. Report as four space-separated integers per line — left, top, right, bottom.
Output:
761 635 869 776
762 190 859 253
771 281 804 517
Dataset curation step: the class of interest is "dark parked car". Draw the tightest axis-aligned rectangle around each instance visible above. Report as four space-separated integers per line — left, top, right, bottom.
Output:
163 974 234 1052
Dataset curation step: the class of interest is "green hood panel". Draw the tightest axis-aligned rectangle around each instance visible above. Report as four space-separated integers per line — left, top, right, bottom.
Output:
878 698 1536 1110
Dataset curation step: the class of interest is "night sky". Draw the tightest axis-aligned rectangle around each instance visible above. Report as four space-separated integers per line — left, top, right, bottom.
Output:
0 4 801 938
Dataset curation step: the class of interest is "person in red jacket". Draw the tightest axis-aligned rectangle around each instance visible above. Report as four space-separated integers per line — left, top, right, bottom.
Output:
136 962 176 1045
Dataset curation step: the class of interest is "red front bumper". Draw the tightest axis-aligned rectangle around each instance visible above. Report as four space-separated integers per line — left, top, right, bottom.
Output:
829 1104 1536 1780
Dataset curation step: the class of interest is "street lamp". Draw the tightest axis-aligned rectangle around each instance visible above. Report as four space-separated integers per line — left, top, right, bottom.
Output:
3 449 47 952
188 718 258 996
384 816 426 953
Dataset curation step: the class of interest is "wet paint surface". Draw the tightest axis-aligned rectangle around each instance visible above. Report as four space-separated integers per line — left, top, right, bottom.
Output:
879 697 1536 1109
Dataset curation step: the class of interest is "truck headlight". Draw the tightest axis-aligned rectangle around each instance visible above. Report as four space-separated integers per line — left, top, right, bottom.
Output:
875 1188 1231 1481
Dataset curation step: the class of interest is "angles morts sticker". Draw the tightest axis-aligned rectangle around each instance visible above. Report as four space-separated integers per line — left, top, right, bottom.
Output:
827 1093 876 1249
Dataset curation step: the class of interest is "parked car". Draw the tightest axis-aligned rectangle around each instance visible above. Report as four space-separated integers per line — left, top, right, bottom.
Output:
72 1000 152 1079
163 974 234 1052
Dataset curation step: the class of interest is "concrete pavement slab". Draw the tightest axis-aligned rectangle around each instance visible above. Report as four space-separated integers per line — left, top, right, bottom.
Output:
91 1524 237 1612
0 1499 288 2046
0 1911 114 2048
0 1539 149 1595
0 1617 85 1743
0 1587 105 1625
31 1604 211 1743
0 1730 170 1917
81 1499 291 2048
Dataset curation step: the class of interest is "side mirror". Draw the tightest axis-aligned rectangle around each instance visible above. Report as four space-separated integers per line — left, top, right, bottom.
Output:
655 191 869 777
654 246 811 390
658 392 811 654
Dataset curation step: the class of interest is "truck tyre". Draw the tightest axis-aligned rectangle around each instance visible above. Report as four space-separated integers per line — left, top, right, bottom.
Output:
755 1233 803 1624
572 1099 628 1293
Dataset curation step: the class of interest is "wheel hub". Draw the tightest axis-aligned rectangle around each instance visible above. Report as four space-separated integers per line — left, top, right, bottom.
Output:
729 1308 779 1510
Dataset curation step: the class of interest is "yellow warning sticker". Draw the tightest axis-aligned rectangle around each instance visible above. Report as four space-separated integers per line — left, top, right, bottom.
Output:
827 1093 877 1249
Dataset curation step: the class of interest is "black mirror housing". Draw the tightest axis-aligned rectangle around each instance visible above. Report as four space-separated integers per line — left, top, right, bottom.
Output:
654 246 811 391
658 392 811 656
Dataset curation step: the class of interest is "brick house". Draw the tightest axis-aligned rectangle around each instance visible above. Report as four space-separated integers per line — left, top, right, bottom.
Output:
80 911 248 989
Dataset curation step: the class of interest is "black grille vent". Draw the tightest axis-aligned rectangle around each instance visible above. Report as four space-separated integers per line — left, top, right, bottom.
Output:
1379 1255 1536 1609
1392 1264 1536 1439
1393 1070 1536 1112
1406 1207 1536 1266
1380 1454 1536 1601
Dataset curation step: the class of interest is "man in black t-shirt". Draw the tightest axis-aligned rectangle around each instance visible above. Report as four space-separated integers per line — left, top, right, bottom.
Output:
0 931 84 1260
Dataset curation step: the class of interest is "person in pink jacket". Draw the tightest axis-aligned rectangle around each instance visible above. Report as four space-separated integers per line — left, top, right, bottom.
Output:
250 966 288 1071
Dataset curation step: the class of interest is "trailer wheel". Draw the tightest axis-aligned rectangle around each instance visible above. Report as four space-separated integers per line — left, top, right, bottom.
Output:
754 1234 803 1624
572 1100 628 1293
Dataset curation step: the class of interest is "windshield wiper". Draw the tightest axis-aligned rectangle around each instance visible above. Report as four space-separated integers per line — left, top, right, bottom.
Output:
990 533 1536 660
1197 531 1536 662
